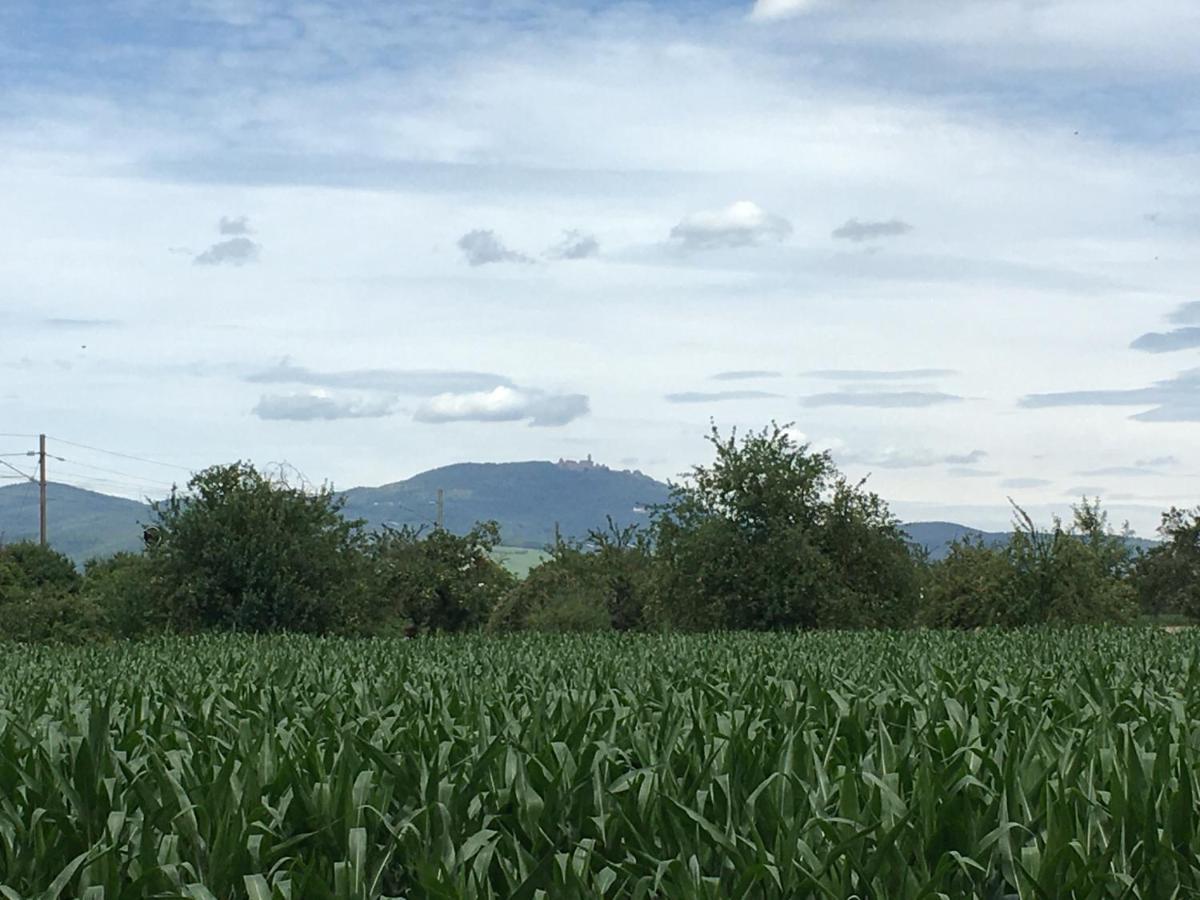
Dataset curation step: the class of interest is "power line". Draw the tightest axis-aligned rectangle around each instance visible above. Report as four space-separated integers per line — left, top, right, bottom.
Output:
0 459 35 482
46 436 196 473
53 457 176 489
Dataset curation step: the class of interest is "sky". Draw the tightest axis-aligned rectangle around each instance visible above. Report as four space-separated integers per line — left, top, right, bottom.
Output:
1 0 1198 535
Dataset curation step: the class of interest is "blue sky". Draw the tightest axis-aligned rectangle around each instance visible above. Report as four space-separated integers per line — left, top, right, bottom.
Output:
2 0 1198 533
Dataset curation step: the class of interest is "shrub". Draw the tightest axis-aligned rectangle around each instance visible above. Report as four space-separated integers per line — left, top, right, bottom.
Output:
923 500 1137 628
149 462 370 634
1132 506 1200 619
920 540 1015 628
83 553 167 639
368 522 514 633
0 542 102 643
489 520 654 633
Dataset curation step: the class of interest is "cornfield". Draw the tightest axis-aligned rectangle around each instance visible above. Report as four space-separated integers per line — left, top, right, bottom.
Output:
2 629 1199 898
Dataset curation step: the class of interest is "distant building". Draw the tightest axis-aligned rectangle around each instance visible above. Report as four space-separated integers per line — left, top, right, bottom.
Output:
556 454 605 472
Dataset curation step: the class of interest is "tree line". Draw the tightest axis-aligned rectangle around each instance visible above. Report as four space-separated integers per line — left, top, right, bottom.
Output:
1 424 1196 641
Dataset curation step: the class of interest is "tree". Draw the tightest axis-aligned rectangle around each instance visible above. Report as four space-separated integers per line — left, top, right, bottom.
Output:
1004 500 1136 625
368 522 514 633
0 542 102 642
650 423 921 630
150 462 369 634
924 500 1137 628
489 519 655 633
1134 506 1200 618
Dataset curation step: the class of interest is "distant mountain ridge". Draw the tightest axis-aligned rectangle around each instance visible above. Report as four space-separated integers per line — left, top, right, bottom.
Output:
340 458 669 548
0 460 1158 564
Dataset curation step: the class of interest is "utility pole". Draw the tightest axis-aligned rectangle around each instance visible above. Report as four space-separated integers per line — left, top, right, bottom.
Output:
38 434 47 546
436 488 444 530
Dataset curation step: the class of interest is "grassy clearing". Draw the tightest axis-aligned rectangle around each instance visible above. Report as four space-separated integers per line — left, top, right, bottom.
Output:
2 629 1199 897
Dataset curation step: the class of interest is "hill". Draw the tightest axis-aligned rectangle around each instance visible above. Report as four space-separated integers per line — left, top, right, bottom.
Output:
340 459 671 548
902 520 1158 561
0 482 151 561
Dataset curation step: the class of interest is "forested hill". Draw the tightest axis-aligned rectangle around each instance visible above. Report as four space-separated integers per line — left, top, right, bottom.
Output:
339 460 671 548
0 482 151 562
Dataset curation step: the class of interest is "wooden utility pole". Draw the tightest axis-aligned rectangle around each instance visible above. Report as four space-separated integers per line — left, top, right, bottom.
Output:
436 488 444 529
38 434 47 546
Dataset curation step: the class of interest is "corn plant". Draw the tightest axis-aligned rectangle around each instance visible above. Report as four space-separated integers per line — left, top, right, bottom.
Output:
2 629 1199 898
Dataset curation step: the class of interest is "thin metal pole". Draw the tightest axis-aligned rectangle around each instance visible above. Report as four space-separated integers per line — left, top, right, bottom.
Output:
38 434 47 546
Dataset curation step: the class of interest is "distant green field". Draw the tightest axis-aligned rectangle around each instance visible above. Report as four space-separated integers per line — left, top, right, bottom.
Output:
491 545 549 578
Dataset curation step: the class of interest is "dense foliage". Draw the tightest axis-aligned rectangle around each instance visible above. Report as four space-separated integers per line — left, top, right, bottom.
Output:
3 630 1200 898
1134 506 1200 619
651 424 923 630
0 425 1185 641
149 463 370 634
367 522 514 634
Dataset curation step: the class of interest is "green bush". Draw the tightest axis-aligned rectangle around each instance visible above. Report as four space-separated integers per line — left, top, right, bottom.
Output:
920 540 1015 628
523 585 612 632
1133 506 1200 619
0 541 81 594
369 522 514 633
650 423 921 630
83 553 166 639
0 542 103 643
489 520 654 632
923 500 1137 628
149 462 370 634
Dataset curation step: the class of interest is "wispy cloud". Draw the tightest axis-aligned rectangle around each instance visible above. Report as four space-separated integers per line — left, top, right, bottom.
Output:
1077 465 1163 477
415 386 588 427
839 447 987 469
246 361 513 396
1136 455 1179 467
219 215 253 236
194 236 260 266
253 391 395 421
458 229 532 266
1130 327 1200 353
1002 477 1052 488
948 467 1002 478
1167 302 1200 325
669 201 792 250
831 218 914 242
802 368 957 381
43 317 120 328
711 370 782 381
944 450 988 465
546 229 599 260
1020 369 1200 422
802 391 963 408
664 390 782 403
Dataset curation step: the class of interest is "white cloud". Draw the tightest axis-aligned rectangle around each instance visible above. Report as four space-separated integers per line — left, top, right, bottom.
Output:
669 201 792 250
415 386 589 427
750 0 824 22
